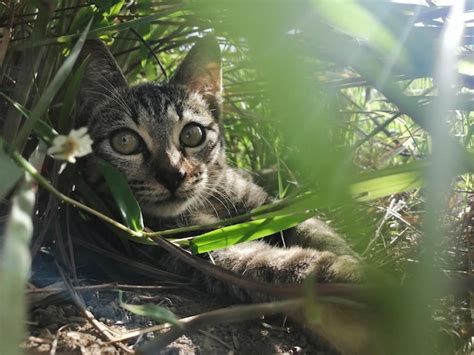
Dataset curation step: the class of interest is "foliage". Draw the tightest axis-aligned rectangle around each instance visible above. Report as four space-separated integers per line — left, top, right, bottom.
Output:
0 0 472 354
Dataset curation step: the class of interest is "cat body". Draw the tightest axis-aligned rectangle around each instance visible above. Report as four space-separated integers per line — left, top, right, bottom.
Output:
77 37 374 354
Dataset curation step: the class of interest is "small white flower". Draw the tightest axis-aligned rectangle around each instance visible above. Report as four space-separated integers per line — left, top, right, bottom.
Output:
47 127 93 163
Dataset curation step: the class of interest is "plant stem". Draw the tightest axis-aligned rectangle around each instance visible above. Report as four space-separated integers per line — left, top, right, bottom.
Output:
11 150 143 238
137 299 304 354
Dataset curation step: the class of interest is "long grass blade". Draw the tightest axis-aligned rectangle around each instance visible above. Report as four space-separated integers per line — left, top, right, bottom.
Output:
14 19 92 150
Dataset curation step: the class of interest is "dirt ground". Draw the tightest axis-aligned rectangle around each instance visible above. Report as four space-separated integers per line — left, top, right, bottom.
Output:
24 251 337 354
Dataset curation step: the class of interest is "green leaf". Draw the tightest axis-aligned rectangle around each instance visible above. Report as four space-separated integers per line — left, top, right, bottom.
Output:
99 0 126 16
14 19 92 149
0 93 57 144
0 139 23 200
121 304 181 326
68 6 99 35
312 0 411 69
190 212 314 254
120 293 181 326
98 159 144 231
351 162 426 201
58 57 90 133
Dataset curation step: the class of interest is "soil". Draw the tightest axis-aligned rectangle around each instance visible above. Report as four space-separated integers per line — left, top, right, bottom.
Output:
24 251 337 355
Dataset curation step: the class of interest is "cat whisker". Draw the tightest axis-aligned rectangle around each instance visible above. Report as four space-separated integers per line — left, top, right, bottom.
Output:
82 86 130 117
192 188 222 219
202 185 239 218
96 75 133 116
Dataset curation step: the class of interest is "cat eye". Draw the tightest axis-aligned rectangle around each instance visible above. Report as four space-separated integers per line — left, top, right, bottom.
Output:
110 129 143 155
180 123 205 148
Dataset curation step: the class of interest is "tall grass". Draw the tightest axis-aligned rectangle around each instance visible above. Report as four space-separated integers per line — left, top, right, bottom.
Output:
0 1 472 354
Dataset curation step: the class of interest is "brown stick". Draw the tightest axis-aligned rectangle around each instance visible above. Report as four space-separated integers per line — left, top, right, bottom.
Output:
136 299 304 354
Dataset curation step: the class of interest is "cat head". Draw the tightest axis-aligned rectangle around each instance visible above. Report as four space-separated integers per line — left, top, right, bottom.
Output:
77 36 227 218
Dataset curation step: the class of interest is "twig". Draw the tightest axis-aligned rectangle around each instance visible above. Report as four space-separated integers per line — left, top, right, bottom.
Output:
27 336 52 344
129 28 167 80
27 282 191 294
56 263 133 353
197 329 232 349
111 323 169 343
136 299 304 354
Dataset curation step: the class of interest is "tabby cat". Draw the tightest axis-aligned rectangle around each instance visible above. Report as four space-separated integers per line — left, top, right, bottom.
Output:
76 37 373 354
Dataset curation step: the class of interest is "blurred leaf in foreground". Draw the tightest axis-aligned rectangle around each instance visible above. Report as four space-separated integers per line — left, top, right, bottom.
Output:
0 148 44 355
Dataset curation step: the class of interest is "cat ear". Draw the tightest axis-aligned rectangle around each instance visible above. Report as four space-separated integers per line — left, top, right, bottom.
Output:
77 39 127 109
171 35 222 98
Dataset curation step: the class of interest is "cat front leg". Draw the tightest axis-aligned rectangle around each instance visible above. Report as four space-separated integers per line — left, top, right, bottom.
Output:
273 217 364 283
208 240 362 301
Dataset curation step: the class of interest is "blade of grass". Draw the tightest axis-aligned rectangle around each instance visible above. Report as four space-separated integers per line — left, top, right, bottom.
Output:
0 92 57 144
119 291 181 327
97 159 144 232
189 212 315 254
1 1 53 143
351 161 426 201
137 299 303 354
13 19 92 150
57 57 90 133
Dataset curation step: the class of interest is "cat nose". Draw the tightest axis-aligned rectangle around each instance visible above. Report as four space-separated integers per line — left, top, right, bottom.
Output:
155 168 187 193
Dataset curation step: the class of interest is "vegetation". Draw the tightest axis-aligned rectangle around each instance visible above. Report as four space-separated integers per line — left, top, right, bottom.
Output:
0 0 472 354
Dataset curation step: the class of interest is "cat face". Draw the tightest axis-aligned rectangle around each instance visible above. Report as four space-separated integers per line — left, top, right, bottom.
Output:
77 37 227 218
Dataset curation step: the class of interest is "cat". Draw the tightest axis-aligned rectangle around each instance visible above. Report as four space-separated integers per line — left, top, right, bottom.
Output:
75 36 374 354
